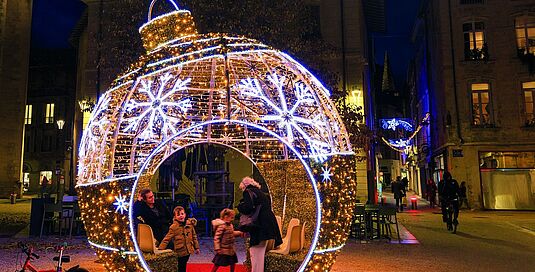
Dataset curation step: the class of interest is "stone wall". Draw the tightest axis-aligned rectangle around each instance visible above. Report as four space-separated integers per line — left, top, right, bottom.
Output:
0 0 32 197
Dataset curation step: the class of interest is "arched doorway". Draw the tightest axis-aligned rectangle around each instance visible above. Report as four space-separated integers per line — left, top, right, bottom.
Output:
134 138 318 271
131 120 321 271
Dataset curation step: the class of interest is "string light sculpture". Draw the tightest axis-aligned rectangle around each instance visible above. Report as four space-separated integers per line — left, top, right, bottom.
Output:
381 113 431 153
76 1 357 271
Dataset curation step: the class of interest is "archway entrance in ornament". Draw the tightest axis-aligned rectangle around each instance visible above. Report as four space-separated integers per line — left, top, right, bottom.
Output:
131 122 320 271
132 139 317 271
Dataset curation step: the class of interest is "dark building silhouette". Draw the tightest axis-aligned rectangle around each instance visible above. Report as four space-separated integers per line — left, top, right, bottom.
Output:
23 49 77 196
0 0 32 197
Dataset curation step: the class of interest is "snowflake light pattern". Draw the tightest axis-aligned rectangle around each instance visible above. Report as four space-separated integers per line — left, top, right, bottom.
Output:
237 72 332 162
388 138 412 149
381 118 413 132
321 166 333 182
122 73 192 140
113 194 129 214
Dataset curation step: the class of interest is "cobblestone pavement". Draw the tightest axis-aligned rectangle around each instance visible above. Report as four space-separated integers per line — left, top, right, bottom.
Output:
331 193 535 272
1 236 249 271
2 195 535 271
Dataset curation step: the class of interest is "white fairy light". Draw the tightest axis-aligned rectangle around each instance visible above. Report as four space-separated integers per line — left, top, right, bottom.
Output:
113 194 129 214
237 71 334 162
121 74 192 140
321 166 333 182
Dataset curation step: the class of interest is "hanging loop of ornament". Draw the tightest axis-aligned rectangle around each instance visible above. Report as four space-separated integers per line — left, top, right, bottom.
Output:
148 0 180 21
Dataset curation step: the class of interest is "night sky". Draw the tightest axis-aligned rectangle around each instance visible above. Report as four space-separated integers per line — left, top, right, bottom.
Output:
31 0 420 84
374 0 421 87
31 0 85 48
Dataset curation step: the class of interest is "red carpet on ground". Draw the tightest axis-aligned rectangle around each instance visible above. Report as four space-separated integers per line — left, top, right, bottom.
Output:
186 263 248 272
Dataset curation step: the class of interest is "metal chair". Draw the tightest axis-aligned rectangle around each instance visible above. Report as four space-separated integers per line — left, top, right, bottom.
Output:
40 202 62 237
60 200 75 236
378 206 400 242
68 201 84 237
351 205 367 240
365 204 380 239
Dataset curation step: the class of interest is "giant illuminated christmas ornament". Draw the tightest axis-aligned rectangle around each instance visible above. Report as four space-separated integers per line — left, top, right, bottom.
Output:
76 0 358 271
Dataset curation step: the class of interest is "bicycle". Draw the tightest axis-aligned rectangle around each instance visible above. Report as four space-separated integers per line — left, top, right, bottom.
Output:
16 242 89 272
444 199 459 234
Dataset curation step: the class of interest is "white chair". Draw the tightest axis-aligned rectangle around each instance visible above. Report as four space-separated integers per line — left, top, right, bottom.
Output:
275 215 282 235
266 216 284 251
137 224 173 254
300 221 306 250
270 218 300 255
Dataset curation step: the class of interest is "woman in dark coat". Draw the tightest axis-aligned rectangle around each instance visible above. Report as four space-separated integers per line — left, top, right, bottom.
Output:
237 177 282 272
391 177 404 211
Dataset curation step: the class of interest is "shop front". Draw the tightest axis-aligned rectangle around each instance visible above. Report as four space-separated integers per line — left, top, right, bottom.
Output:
480 151 535 210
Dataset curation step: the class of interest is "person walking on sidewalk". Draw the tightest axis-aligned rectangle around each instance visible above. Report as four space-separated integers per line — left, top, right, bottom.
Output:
438 172 460 233
427 179 437 208
392 177 404 212
459 181 470 209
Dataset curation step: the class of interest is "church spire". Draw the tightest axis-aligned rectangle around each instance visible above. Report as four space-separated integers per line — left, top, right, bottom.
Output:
381 51 397 95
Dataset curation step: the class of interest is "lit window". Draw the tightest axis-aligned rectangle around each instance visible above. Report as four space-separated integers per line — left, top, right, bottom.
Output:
25 105 32 125
463 22 487 60
45 103 54 123
515 16 535 55
471 83 492 126
522 81 535 126
39 171 52 185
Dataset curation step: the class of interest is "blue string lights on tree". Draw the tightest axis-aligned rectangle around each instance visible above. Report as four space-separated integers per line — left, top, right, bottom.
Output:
76 0 359 271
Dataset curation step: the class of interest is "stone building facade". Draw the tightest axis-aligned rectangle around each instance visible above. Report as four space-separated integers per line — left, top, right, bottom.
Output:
317 0 371 202
410 0 535 210
23 49 77 196
0 0 32 197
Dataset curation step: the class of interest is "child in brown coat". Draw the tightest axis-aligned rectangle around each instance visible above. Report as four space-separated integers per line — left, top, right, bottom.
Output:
211 208 243 272
159 206 200 272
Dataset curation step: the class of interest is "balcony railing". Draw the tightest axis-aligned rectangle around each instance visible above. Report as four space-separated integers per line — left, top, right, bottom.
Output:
464 47 489 61
460 0 485 4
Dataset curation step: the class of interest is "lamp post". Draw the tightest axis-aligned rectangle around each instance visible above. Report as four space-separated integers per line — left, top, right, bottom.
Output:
56 119 65 201
56 119 65 130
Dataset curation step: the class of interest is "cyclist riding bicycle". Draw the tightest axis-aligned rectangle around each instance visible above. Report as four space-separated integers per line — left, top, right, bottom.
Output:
438 171 460 233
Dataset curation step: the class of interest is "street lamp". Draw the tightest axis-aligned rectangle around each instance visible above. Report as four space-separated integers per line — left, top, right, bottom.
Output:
56 119 65 130
56 119 66 202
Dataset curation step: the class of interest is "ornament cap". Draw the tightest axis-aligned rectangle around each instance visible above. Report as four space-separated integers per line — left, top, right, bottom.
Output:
139 1 198 52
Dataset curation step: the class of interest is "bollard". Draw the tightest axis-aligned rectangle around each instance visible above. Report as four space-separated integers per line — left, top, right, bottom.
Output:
10 193 17 204
410 196 418 210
